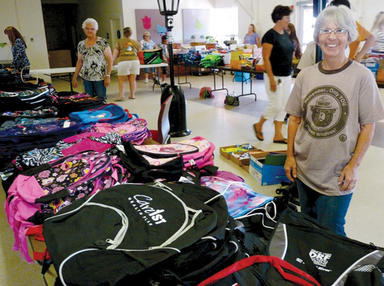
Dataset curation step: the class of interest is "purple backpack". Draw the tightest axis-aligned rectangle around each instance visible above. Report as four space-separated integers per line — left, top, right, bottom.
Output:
134 136 215 169
5 150 126 262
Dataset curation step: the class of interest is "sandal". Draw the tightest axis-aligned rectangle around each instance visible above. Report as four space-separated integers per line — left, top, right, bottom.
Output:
253 124 264 141
129 96 135 100
116 97 125 101
273 139 288 144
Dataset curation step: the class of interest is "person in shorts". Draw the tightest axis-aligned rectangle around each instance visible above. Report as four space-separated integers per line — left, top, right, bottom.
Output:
112 27 141 100
160 35 168 85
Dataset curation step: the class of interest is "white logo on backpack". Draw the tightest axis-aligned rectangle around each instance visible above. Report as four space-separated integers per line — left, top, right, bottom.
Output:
309 249 332 267
128 195 167 226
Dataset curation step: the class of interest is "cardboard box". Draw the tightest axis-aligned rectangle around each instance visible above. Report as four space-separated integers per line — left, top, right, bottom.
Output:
48 49 72 68
220 144 259 171
249 152 290 186
219 144 257 159
220 145 285 172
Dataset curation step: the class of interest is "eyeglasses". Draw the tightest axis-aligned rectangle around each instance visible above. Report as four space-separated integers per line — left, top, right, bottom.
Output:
319 28 347 35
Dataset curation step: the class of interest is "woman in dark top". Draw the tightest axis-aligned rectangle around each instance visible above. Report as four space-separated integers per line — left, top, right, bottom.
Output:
3 26 30 74
253 5 294 144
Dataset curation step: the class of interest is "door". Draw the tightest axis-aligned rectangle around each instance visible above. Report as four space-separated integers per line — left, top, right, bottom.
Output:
109 18 122 50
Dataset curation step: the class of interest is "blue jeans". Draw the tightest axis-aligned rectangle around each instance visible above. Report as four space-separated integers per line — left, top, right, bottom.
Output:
83 79 106 99
144 68 155 74
296 179 353 236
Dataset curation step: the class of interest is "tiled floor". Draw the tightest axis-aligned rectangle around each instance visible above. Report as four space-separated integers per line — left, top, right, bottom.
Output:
0 74 383 285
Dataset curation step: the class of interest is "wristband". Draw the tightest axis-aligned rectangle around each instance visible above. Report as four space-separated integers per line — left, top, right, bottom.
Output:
105 74 110 77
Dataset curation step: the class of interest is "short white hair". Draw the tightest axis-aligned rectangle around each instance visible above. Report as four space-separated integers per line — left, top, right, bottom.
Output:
314 6 358 44
82 18 98 30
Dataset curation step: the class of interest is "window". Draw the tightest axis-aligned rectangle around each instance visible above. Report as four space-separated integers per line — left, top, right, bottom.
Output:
297 1 317 49
211 7 238 46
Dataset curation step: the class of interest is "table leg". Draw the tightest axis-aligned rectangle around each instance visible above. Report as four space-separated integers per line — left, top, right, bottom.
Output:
210 68 228 95
176 62 192 88
69 73 74 93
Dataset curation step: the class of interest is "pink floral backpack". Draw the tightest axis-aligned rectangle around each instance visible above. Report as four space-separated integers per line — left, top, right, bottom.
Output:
5 150 126 262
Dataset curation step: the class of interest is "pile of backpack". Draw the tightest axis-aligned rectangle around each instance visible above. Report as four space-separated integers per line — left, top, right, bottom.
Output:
2 83 384 286
5 131 384 285
200 54 224 68
0 83 56 113
55 91 105 116
184 51 202 66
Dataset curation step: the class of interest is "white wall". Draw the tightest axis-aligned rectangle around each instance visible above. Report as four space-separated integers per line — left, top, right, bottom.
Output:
0 0 49 69
121 0 300 44
122 0 214 43
256 0 296 38
212 0 253 43
349 0 384 30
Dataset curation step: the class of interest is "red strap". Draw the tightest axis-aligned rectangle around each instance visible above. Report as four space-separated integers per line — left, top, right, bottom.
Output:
197 255 320 286
25 225 45 241
33 248 51 261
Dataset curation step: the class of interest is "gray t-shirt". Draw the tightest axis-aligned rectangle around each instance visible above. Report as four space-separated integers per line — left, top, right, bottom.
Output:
286 60 384 196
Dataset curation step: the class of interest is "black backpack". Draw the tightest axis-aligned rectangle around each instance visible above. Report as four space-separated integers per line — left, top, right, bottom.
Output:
268 208 384 286
197 255 320 286
44 182 228 285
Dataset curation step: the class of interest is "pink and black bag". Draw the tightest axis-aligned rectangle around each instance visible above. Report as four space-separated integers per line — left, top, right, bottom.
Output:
134 136 215 169
5 150 127 262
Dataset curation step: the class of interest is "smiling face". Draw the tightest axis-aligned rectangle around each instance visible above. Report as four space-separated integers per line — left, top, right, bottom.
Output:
318 21 348 60
83 22 97 38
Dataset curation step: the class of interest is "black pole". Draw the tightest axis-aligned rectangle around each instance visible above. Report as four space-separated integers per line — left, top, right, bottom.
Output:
168 41 175 87
165 15 175 87
313 0 327 63
163 14 191 137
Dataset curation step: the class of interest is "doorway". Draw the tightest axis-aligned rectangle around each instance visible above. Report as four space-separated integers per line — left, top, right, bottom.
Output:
109 18 122 49
297 1 317 50
42 3 79 67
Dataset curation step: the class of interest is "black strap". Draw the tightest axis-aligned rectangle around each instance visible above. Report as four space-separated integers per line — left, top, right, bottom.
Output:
35 189 70 204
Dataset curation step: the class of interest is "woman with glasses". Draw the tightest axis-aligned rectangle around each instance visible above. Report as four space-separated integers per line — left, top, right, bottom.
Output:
140 31 158 83
284 6 384 236
330 0 375 62
72 18 112 99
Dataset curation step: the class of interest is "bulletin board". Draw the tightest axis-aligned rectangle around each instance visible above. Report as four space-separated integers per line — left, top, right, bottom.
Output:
182 9 210 43
135 9 166 45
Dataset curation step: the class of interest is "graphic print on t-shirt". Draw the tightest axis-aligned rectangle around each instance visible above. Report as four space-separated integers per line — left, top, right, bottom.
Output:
303 85 349 139
123 42 135 57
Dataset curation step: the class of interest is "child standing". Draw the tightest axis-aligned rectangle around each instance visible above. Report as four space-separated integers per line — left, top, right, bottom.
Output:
160 35 169 85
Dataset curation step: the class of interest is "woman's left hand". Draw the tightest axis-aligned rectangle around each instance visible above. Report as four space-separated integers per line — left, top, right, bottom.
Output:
338 164 358 191
104 76 110 87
